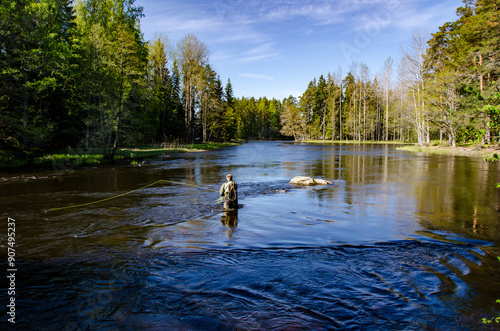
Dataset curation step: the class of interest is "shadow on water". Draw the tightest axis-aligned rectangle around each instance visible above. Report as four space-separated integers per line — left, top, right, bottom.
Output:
1 141 500 330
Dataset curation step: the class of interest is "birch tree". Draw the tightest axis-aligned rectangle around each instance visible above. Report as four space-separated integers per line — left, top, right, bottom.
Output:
382 57 393 141
176 34 209 142
400 31 429 146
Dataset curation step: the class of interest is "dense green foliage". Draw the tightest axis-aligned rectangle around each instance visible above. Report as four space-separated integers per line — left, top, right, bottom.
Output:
0 0 283 164
425 0 500 147
1 0 80 158
1 0 498 164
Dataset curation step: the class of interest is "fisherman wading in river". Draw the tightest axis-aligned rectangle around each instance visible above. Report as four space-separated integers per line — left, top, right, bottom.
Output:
220 174 238 210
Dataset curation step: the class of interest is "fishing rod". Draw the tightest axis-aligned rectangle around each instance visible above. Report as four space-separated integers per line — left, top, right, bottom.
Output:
48 179 218 212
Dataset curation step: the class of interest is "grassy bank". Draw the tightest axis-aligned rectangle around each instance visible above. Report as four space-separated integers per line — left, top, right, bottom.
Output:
116 142 238 159
0 142 239 169
396 144 500 161
299 139 500 161
301 139 412 145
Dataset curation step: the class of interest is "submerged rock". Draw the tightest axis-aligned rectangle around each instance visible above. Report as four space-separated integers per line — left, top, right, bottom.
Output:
289 176 333 186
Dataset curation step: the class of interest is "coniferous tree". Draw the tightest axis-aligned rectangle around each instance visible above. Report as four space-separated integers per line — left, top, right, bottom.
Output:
0 0 79 156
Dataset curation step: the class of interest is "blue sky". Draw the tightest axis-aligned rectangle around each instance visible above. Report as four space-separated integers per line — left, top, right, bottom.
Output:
135 0 464 100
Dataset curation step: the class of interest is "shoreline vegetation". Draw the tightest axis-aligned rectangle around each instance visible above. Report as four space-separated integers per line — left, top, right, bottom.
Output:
2 0 498 170
396 144 500 161
0 142 238 169
3 140 499 170
302 139 407 145
301 140 500 161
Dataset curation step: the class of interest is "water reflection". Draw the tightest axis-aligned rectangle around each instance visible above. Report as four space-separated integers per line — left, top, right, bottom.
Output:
2 141 500 329
411 155 500 243
221 209 238 228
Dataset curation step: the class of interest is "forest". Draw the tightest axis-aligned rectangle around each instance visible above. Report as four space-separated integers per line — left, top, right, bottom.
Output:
0 0 499 163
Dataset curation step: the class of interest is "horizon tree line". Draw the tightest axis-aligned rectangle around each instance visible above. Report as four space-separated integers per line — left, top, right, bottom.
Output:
1 0 498 163
281 0 499 147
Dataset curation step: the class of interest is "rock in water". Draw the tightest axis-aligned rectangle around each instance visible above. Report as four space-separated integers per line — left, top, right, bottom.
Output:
290 176 315 185
289 176 333 186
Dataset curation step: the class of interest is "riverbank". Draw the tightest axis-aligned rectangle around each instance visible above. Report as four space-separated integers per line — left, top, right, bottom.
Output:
301 139 500 161
396 144 500 161
117 142 239 159
0 142 239 169
302 139 406 145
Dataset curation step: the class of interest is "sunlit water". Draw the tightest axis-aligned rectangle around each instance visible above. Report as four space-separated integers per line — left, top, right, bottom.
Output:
1 141 500 330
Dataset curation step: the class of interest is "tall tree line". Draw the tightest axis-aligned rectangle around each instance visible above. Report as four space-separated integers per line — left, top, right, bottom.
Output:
281 0 499 146
1 0 80 158
1 0 498 163
281 69 396 142
1 0 279 162
424 0 499 147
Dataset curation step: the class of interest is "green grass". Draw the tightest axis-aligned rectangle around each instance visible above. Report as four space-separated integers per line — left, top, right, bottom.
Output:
302 139 412 145
396 144 499 161
396 145 451 154
0 142 238 169
33 153 118 166
117 142 238 159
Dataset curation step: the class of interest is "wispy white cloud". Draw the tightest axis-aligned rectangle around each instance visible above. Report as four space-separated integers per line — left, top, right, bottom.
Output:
391 1 458 30
239 73 275 80
140 0 457 42
210 50 235 62
239 52 281 63
213 0 379 25
145 13 224 34
237 43 280 63
137 0 464 98
210 42 279 63
212 31 267 44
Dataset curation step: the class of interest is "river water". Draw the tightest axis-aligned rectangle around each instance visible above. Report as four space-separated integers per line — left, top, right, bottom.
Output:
1 141 500 330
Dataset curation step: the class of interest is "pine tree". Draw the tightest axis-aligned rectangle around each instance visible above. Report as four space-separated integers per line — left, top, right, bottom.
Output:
0 0 79 156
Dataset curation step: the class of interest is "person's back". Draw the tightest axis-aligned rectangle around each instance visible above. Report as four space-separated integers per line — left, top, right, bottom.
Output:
220 174 238 210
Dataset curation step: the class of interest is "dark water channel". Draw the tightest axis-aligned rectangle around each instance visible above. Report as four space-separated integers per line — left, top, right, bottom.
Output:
1 141 500 330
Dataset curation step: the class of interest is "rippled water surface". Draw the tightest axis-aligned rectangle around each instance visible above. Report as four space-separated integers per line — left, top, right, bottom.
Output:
1 141 500 330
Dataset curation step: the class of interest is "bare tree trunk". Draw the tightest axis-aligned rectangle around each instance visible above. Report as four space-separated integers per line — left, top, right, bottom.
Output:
202 97 207 142
479 54 491 144
339 80 343 141
322 107 326 140
363 89 366 141
383 57 393 141
358 86 362 141
331 94 336 141
23 69 28 128
98 63 107 162
110 62 125 161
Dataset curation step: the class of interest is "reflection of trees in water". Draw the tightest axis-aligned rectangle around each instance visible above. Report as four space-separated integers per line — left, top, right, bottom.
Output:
412 156 500 240
289 144 500 242
182 154 222 188
294 144 408 213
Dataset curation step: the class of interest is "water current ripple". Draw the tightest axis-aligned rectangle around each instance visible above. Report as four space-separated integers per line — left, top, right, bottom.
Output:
4 142 500 330
15 238 492 330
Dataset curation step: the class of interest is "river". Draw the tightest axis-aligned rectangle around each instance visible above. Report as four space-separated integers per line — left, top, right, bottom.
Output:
1 141 500 330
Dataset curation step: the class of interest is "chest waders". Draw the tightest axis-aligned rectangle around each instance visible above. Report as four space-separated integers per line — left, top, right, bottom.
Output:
225 182 238 210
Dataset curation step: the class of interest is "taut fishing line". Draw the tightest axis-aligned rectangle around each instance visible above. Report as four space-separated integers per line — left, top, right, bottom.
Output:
48 180 217 212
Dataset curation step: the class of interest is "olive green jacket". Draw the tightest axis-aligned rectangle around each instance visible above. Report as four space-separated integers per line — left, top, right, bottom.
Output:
220 180 237 197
